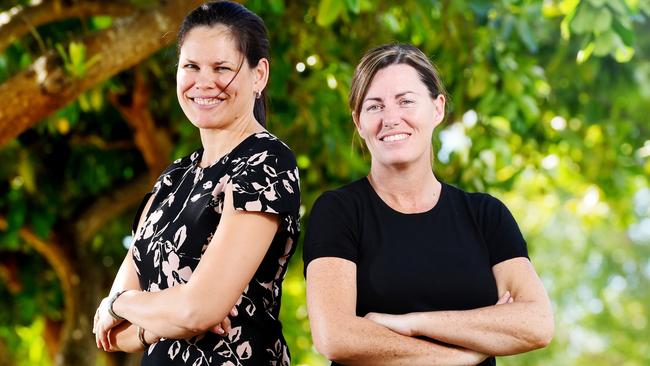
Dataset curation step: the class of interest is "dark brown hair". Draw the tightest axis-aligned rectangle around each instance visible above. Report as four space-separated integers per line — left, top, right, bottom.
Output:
178 1 270 126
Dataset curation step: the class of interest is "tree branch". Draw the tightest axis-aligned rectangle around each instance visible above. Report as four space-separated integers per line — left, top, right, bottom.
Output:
72 173 152 245
0 0 205 146
0 0 136 54
0 216 77 350
109 66 171 178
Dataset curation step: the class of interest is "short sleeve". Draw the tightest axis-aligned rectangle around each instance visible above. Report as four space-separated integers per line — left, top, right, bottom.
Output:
303 191 360 272
479 195 529 266
230 140 300 220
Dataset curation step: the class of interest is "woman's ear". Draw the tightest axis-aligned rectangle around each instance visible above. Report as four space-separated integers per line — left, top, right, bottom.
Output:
253 58 269 93
432 94 446 128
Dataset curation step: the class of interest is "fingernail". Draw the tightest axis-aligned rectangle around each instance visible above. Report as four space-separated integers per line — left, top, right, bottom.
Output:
233 308 238 316
216 327 224 334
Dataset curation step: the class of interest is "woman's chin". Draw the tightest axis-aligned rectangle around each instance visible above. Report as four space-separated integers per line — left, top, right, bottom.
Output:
188 118 225 130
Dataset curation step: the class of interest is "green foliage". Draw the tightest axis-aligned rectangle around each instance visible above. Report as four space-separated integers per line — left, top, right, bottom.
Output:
1 0 649 365
55 42 100 79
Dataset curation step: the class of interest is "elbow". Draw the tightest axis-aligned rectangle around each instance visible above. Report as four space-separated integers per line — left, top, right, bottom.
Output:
176 294 226 333
525 314 555 350
311 322 350 362
534 318 555 349
178 305 223 333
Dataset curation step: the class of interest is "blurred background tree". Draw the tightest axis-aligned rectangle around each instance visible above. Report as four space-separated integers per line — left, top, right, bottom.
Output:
0 0 648 365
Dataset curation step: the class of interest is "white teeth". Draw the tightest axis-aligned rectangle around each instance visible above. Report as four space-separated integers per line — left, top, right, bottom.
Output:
383 133 409 142
193 97 222 106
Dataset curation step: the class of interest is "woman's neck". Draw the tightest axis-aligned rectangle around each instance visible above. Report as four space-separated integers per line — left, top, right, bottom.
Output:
367 159 441 214
198 117 264 167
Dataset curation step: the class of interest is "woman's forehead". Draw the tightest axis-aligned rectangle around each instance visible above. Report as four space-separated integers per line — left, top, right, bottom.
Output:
366 65 426 94
180 25 240 59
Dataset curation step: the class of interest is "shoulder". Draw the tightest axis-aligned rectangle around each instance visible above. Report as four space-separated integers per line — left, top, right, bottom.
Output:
242 132 296 161
229 132 298 177
443 182 506 214
314 179 367 208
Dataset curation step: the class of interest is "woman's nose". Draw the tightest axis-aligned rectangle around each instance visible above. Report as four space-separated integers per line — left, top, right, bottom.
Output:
194 72 216 89
382 107 401 128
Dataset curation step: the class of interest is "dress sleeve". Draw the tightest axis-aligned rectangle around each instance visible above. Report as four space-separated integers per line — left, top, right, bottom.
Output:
303 191 359 272
229 140 300 232
480 195 529 266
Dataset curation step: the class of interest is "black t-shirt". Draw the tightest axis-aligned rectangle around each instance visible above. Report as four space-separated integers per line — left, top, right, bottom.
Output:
303 178 528 366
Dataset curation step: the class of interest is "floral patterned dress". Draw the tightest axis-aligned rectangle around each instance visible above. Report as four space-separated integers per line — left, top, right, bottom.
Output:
131 132 300 365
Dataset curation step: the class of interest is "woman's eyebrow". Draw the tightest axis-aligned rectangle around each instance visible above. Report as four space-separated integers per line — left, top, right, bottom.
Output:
182 58 231 66
363 96 383 104
395 91 416 98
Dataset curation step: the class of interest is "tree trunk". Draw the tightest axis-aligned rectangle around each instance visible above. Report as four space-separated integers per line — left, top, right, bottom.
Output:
0 0 204 146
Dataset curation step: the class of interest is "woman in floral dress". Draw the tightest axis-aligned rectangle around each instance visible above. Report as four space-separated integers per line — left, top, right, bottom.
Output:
93 2 300 365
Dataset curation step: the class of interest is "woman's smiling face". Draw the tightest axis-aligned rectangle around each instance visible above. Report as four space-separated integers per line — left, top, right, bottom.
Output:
356 63 445 168
176 25 260 130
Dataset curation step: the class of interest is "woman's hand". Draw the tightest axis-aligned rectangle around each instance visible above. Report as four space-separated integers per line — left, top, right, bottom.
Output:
210 305 239 335
93 293 128 351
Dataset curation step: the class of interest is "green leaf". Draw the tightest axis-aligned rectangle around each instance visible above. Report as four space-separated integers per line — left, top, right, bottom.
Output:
516 19 538 53
504 73 524 96
78 93 91 112
54 43 70 65
518 95 540 120
345 0 361 14
588 0 607 6
317 0 344 26
490 116 511 133
606 0 628 14
68 42 86 70
268 0 284 15
577 41 595 64
612 18 636 46
571 3 598 34
593 30 622 56
614 45 635 63
592 8 612 34
90 16 113 30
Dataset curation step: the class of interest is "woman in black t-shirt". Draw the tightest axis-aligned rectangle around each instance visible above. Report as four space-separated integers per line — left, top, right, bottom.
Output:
92 2 300 365
304 44 554 365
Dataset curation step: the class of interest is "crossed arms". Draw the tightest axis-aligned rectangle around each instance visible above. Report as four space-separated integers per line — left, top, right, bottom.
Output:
306 256 554 365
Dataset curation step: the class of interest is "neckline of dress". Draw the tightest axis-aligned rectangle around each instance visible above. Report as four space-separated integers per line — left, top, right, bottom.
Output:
192 131 267 170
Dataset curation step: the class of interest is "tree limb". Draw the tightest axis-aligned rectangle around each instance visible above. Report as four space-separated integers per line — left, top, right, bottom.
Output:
0 0 136 54
0 216 77 350
0 0 205 146
72 173 152 245
109 66 171 178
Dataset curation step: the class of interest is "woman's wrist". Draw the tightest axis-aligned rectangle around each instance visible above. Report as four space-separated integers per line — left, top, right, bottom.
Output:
108 290 127 321
138 326 150 348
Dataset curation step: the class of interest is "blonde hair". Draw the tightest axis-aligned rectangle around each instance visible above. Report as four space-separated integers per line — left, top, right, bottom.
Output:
349 43 447 119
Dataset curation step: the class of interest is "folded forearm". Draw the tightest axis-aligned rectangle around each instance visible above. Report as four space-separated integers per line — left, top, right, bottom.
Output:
112 287 224 339
411 302 552 355
320 316 483 365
